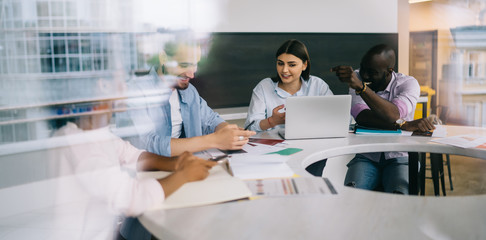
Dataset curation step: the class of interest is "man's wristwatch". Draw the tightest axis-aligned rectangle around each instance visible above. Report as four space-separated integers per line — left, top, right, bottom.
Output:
395 118 406 129
355 83 367 95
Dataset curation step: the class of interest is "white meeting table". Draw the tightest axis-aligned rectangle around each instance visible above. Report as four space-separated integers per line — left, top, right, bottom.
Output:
139 125 486 240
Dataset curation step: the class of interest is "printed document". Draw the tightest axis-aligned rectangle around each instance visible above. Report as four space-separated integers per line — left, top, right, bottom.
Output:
431 134 486 148
245 177 337 197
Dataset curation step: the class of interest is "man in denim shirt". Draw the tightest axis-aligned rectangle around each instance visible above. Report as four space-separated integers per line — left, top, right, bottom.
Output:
141 42 255 157
120 41 255 240
332 44 435 194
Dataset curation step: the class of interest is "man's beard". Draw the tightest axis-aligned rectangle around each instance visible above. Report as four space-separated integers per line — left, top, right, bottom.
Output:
367 71 387 92
175 81 189 90
174 75 191 90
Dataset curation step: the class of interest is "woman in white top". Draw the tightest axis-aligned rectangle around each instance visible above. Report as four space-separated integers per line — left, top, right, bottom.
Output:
245 39 333 132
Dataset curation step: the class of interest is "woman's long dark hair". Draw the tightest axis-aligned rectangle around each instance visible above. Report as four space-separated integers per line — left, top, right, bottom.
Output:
271 39 311 83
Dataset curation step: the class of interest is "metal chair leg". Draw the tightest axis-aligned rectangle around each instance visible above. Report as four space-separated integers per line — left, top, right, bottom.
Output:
445 154 453 191
419 153 426 196
408 152 420 195
430 153 441 196
438 155 447 196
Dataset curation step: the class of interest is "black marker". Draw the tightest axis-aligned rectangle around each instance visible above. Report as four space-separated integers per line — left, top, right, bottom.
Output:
244 120 255 130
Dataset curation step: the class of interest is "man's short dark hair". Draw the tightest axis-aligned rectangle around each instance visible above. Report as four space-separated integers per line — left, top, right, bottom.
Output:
361 44 396 69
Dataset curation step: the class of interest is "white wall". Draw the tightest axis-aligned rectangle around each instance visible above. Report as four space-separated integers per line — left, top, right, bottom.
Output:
191 0 397 33
398 0 410 74
409 2 476 32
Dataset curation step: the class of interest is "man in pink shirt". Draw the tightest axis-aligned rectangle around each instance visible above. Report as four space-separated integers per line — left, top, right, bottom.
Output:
332 44 435 194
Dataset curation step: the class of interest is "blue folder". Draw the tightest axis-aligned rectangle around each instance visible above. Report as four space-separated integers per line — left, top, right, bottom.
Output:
355 126 402 135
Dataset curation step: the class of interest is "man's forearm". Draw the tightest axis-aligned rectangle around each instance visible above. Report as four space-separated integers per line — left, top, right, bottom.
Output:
356 110 396 129
170 135 216 156
360 89 400 123
137 151 177 171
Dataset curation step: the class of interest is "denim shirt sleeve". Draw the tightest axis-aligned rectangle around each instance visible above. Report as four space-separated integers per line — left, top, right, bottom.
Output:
198 95 225 134
141 103 172 156
143 129 171 156
126 70 172 156
179 85 225 137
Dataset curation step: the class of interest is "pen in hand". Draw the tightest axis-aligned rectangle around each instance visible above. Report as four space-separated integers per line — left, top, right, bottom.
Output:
244 120 255 130
208 154 228 163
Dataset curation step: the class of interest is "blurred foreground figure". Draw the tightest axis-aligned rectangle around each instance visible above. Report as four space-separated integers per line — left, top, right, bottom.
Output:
50 92 215 239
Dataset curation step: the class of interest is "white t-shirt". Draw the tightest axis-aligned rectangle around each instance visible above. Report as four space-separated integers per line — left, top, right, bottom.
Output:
169 89 183 138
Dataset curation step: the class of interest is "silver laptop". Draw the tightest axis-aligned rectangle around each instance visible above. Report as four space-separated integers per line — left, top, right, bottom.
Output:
279 95 352 139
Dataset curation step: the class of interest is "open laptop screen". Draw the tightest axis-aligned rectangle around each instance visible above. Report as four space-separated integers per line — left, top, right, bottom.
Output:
282 95 351 139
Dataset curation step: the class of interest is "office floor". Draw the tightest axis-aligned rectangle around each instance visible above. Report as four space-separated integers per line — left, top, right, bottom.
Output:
323 154 486 197
423 155 486 196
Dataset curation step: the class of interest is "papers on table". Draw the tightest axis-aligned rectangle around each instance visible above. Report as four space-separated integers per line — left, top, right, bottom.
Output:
139 165 252 210
229 140 302 180
431 134 486 148
245 177 338 197
229 154 294 180
409 125 447 137
230 162 295 180
242 141 286 154
476 143 486 149
201 140 302 181
431 125 447 137
230 154 290 164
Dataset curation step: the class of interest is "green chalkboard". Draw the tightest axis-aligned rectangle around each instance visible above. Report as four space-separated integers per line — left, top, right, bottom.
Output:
192 32 398 108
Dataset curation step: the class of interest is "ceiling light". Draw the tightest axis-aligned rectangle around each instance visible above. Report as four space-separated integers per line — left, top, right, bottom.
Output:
409 0 432 3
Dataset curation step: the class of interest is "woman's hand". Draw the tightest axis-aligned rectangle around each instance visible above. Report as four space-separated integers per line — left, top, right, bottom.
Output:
175 152 217 182
270 104 286 126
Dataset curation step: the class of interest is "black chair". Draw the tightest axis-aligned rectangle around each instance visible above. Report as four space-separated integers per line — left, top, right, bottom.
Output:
438 106 453 192
427 153 448 196
414 152 447 196
419 106 453 196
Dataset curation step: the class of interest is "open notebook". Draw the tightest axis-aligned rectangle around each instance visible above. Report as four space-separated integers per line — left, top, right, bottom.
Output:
138 164 252 210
